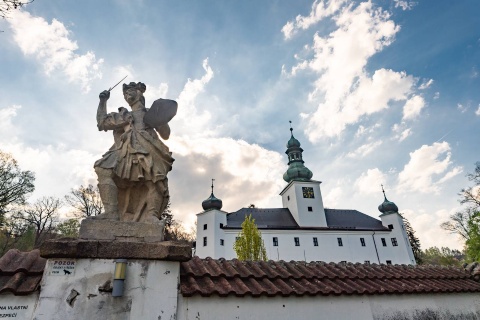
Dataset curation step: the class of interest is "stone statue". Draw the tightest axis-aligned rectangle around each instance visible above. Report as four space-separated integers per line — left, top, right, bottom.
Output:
93 82 177 224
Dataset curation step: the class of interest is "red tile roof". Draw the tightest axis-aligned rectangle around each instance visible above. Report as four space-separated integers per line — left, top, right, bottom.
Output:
0 249 46 296
180 257 480 297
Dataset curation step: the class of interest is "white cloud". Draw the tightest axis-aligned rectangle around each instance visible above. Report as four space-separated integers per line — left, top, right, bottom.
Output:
346 140 382 158
281 0 347 39
354 168 386 195
418 79 434 90
402 208 463 250
323 186 343 207
393 0 416 11
398 128 412 141
457 103 468 113
397 142 462 194
402 95 425 120
392 123 412 141
433 92 440 100
8 10 103 92
475 105 480 116
286 1 422 141
354 124 380 138
171 58 214 137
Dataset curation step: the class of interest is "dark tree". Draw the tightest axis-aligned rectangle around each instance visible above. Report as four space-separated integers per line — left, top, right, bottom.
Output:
0 0 33 19
399 212 422 264
0 151 35 223
16 196 61 247
65 184 103 218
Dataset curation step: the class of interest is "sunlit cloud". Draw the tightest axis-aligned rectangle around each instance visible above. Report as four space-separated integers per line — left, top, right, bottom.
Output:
8 10 103 92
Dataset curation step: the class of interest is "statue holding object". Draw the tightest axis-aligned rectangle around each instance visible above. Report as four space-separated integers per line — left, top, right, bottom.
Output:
93 81 177 224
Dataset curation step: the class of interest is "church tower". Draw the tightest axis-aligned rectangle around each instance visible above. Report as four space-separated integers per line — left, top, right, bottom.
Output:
279 123 327 227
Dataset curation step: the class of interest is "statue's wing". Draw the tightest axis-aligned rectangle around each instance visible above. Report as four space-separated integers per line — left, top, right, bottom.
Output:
144 99 178 128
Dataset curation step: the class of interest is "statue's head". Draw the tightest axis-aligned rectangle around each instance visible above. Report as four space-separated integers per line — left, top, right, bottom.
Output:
122 82 146 107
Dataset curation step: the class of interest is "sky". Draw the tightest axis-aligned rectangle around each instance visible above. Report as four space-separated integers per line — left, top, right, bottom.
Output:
0 0 479 250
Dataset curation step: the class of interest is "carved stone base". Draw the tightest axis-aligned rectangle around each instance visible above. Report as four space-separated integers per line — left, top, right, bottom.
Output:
79 219 165 242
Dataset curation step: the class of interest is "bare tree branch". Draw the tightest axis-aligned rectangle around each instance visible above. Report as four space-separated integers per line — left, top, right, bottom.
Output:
65 184 103 218
0 0 34 19
16 196 61 247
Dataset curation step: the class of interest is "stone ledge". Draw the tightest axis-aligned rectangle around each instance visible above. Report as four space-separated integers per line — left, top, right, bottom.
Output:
40 239 192 261
79 219 165 242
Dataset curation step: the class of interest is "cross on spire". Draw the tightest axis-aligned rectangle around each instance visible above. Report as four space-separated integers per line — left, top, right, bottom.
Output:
289 120 293 136
381 184 387 200
211 178 215 194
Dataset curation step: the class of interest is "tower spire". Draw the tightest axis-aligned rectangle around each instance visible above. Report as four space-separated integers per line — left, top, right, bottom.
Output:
282 121 313 183
211 178 215 195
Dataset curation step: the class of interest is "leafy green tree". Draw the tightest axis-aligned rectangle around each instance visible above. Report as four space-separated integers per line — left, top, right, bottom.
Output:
399 213 422 264
0 151 35 224
465 211 480 261
233 214 267 261
56 218 80 238
420 247 464 267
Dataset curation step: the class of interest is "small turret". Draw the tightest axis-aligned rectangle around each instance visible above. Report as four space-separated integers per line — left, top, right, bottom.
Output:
378 185 399 215
202 179 223 211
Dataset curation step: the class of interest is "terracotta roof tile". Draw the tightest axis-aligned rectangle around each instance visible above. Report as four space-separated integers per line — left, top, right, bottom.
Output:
180 257 480 297
0 249 46 295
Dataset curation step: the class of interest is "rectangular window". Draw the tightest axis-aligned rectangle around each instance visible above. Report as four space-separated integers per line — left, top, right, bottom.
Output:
308 206 313 212
219 223 223 228
203 237 207 246
294 237 300 246
220 239 224 246
203 224 207 230
360 238 366 247
391 238 398 246
287 195 290 201
337 237 343 247
381 238 387 247
273 237 278 247
386 260 392 265
388 224 394 230
364 261 370 265
313 237 318 246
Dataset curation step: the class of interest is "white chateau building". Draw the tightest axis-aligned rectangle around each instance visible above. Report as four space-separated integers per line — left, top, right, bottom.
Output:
195 128 416 265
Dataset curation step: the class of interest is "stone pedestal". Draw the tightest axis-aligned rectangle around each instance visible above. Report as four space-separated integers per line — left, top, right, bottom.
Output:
79 219 165 242
35 236 191 320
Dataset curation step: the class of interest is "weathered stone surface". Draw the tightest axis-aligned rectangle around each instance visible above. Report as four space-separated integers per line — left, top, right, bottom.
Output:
94 82 176 223
79 219 165 242
40 239 191 261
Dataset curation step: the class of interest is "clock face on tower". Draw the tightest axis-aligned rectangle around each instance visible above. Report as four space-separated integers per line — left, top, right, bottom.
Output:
302 187 314 199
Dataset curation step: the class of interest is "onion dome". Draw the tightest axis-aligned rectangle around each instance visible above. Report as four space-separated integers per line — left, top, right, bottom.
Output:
287 135 301 148
202 179 223 211
378 185 398 214
283 122 313 183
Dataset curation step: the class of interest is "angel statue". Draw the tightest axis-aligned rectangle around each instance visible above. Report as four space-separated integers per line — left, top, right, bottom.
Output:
93 81 177 224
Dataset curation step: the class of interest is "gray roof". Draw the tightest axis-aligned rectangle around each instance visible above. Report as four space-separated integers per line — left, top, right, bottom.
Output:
226 208 299 228
324 209 386 230
225 207 387 231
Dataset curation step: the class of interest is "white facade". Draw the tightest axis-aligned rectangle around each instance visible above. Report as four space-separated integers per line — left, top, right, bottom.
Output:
195 179 415 265
178 293 480 320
